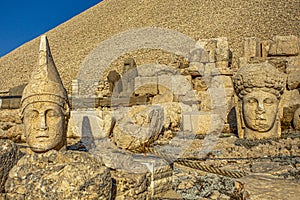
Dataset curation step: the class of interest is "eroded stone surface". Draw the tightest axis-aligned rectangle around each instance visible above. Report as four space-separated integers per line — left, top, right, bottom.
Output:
234 63 286 139
5 150 112 200
240 174 300 200
20 35 70 153
268 35 299 56
0 140 22 193
173 164 243 200
0 109 24 143
111 105 164 150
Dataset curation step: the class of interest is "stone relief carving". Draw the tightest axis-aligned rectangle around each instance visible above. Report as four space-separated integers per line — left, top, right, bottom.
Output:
234 62 286 139
119 58 138 97
20 35 70 153
3 35 112 199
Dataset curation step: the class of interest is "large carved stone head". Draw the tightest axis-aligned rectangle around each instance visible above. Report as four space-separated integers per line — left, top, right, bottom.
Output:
21 36 69 153
234 63 285 139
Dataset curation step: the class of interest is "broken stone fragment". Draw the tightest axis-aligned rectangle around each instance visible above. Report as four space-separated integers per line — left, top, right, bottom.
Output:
111 105 164 150
5 150 112 199
243 37 261 58
0 139 22 193
268 35 299 56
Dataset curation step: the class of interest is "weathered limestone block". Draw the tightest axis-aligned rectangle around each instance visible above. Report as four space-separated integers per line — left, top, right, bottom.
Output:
197 90 212 111
181 62 205 77
268 35 299 56
0 98 21 109
91 139 179 198
90 139 150 172
112 170 150 200
216 61 233 75
293 107 300 131
112 105 164 150
0 84 26 109
76 80 98 97
71 79 79 96
152 91 174 104
157 74 192 96
243 37 261 58
0 140 22 193
0 109 22 124
157 74 173 94
182 112 224 134
215 37 230 62
0 109 24 142
238 57 248 69
5 125 24 143
188 47 209 63
173 164 243 200
203 63 217 77
134 76 158 95
281 89 300 129
211 75 233 89
197 39 217 62
160 102 182 131
133 155 173 196
240 174 300 200
111 103 181 150
286 65 300 90
177 90 200 106
5 150 112 199
0 193 24 200
192 77 208 91
196 38 230 63
261 40 271 57
234 63 286 139
137 64 177 77
67 110 112 140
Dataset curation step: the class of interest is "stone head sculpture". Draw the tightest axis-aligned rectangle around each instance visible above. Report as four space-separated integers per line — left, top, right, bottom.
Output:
21 35 69 153
234 63 285 139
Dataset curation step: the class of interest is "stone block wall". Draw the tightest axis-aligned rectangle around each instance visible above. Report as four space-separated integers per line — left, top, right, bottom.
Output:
239 35 300 131
2 35 299 143
0 109 24 143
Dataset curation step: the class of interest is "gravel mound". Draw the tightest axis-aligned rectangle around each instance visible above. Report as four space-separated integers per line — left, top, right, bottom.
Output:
0 0 299 91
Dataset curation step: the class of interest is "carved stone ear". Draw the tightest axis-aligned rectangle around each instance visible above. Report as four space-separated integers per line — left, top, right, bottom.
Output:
64 102 70 119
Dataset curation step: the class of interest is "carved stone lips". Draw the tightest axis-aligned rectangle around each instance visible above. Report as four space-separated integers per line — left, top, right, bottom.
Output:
35 133 49 139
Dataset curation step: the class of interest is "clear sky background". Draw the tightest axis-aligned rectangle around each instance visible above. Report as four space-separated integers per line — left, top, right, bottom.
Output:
0 0 102 57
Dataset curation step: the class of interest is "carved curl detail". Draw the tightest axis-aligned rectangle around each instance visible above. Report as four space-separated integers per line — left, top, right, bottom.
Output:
234 63 286 99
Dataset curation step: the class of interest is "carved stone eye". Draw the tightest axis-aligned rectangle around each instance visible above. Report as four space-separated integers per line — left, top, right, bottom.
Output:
46 110 60 118
26 110 39 119
264 98 274 105
246 98 256 104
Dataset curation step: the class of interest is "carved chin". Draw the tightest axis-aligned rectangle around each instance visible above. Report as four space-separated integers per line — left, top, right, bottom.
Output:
29 143 58 152
246 120 275 132
251 124 272 132
27 138 63 153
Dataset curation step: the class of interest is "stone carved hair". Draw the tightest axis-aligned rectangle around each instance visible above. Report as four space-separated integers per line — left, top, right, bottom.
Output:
234 63 286 99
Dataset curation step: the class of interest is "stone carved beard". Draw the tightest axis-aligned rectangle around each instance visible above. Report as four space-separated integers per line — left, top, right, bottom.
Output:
23 101 67 153
242 90 279 136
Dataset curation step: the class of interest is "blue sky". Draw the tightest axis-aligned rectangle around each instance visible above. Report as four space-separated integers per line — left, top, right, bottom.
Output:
0 0 102 57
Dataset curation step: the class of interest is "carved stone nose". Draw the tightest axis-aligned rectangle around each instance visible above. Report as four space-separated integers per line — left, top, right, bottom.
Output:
256 102 266 114
40 115 48 130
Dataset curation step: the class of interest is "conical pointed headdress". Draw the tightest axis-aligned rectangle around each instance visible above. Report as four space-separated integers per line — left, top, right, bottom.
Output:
21 35 68 114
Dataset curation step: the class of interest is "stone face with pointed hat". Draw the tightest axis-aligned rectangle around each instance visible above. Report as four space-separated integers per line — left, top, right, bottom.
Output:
21 35 69 153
